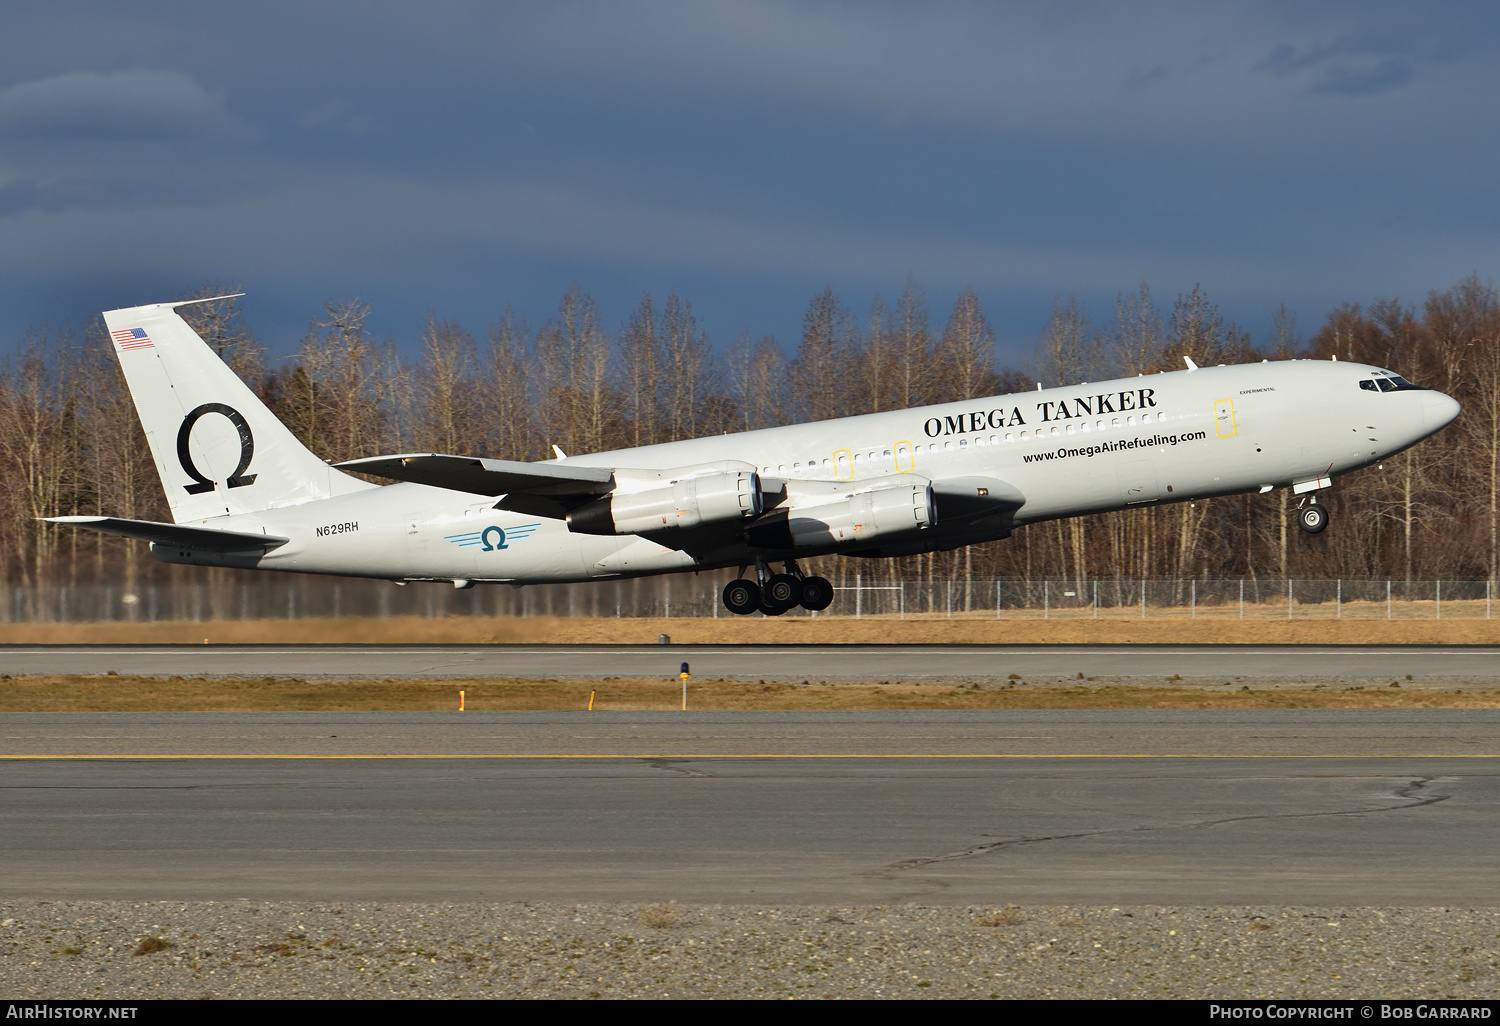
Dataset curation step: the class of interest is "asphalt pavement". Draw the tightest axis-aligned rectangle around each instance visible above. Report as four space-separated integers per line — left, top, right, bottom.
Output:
5 642 1500 679
2 710 1497 905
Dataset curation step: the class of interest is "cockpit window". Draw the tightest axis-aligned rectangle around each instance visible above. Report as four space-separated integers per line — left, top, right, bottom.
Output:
1361 375 1423 393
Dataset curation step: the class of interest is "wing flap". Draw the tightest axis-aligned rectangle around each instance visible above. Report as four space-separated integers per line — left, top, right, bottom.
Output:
46 516 289 552
337 453 614 499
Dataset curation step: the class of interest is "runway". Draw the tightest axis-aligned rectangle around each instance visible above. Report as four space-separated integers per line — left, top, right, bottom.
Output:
6 642 1500 680
3 709 1499 757
2 711 1498 904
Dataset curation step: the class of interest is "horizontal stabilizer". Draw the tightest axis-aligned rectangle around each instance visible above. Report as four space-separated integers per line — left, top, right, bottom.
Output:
338 453 614 499
46 516 289 552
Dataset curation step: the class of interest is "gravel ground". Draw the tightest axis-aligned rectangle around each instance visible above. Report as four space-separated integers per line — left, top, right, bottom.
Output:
1 902 1496 999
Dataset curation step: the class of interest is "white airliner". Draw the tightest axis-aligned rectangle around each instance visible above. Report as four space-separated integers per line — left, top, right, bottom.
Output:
51 295 1461 615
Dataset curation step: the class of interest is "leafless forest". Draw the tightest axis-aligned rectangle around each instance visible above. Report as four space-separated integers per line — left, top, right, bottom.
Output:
2 276 1495 593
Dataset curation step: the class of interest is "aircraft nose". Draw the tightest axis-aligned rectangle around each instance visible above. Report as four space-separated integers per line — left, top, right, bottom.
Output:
1424 392 1461 433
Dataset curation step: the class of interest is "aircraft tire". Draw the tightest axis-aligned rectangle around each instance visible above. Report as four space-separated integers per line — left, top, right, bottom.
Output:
764 573 800 611
722 579 762 615
758 597 788 616
1297 504 1329 534
798 576 834 611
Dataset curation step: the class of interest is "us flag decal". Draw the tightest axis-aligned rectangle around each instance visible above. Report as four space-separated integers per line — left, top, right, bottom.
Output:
110 327 154 350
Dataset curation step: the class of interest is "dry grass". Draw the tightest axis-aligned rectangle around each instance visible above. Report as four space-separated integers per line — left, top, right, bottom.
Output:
975 906 1025 927
2 674 1499 712
4 613 1500 646
637 902 679 930
133 936 171 956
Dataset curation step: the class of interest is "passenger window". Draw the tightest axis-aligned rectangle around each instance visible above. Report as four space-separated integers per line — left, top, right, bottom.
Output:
1050 426 1060 436
1127 416 1135 426
944 441 953 451
883 449 892 457
959 439 968 448
778 465 786 473
792 462 801 469
1020 431 1029 440
853 453 863 464
1005 433 1013 443
1096 420 1104 430
1111 418 1120 428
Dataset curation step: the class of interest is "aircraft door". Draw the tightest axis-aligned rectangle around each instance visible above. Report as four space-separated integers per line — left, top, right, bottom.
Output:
1214 399 1237 437
1118 460 1160 505
834 450 854 481
404 513 427 555
894 441 915 473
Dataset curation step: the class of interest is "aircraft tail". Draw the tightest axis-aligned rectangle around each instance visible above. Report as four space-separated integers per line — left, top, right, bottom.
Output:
103 297 374 523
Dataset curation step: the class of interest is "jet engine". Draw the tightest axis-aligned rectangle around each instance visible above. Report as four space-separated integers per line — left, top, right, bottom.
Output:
745 479 935 550
566 463 763 535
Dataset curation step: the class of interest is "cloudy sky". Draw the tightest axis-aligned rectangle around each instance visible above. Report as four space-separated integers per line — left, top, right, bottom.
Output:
1 1 1496 364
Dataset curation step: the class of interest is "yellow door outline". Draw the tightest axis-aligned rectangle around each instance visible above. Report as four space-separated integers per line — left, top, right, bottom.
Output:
833 449 854 481
893 440 915 473
1214 399 1237 438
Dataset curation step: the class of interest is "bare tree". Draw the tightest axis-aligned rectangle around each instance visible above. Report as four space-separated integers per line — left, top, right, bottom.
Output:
1109 282 1168 376
481 307 535 460
533 286 615 454
792 287 856 423
1036 296 1105 387
933 287 995 403
618 294 663 446
726 332 788 431
1169 284 1227 367
413 314 480 455
661 293 712 442
1268 303 1301 360
891 278 932 410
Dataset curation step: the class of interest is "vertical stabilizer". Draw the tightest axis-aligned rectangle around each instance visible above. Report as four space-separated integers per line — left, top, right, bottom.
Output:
103 297 374 523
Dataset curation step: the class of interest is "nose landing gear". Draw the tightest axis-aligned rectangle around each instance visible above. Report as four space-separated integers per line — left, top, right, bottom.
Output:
721 560 834 615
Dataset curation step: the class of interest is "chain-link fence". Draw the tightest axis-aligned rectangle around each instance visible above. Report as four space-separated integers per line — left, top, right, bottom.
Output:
0 575 1495 622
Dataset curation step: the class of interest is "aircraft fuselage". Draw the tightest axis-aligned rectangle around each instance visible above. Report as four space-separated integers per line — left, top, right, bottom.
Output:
153 359 1459 585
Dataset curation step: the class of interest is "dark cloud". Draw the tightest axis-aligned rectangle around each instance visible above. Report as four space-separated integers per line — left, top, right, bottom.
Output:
0 3 1497 359
1310 58 1413 96
0 69 251 141
1253 39 1416 97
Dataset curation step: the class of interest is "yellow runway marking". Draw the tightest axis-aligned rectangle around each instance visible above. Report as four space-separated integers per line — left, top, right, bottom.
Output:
1 753 1498 761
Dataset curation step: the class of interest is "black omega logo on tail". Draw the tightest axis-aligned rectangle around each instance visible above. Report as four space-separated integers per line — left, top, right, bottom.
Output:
177 403 257 494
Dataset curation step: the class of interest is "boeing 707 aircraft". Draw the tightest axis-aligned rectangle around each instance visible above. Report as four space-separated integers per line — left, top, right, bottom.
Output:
51 296 1462 615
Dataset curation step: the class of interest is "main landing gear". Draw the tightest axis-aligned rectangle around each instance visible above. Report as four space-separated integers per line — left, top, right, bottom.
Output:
1296 496 1330 534
722 561 834 616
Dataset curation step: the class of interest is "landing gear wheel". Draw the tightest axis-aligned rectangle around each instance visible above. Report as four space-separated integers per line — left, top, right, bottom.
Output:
798 576 834 611
722 579 761 615
1297 503 1329 534
758 597 788 616
763 573 801 612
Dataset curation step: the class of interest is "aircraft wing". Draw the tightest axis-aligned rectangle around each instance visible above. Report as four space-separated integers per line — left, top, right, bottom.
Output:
46 516 290 552
337 454 615 516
